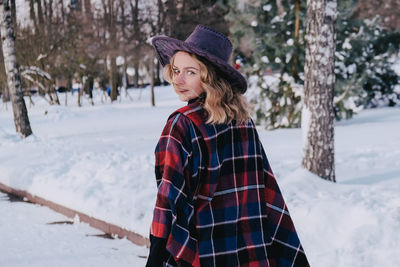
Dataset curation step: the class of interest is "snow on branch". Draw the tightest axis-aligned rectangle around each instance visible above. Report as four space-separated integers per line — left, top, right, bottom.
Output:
20 73 51 104
21 73 46 92
20 66 52 80
325 1 337 19
36 54 47 61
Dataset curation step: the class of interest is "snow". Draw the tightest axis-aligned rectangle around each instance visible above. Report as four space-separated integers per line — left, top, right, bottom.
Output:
393 57 400 75
263 4 272 12
271 14 284 24
0 192 148 267
286 38 294 46
116 56 125 66
261 56 269 63
301 104 311 157
126 67 136 76
325 1 337 19
285 53 292 63
1 86 400 266
0 86 180 239
342 38 352 50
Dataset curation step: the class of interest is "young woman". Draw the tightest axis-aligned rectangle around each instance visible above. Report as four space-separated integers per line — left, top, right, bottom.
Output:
147 25 309 267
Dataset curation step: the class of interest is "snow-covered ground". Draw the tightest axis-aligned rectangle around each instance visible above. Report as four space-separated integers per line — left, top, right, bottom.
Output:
0 192 148 267
0 86 399 266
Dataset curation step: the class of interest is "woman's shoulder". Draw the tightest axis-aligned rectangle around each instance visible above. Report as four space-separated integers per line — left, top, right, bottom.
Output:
160 107 196 141
168 101 206 127
165 110 192 131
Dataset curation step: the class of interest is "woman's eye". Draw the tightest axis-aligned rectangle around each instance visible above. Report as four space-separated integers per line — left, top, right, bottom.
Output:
173 69 179 74
187 71 195 75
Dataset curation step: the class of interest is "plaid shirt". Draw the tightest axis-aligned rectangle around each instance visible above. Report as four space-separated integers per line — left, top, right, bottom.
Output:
151 100 309 267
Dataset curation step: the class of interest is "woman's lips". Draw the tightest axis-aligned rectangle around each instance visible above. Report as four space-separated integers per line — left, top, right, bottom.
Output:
177 88 189 93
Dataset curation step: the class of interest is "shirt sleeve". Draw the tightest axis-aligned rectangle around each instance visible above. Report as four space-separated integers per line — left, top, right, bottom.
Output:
150 113 200 266
145 234 170 267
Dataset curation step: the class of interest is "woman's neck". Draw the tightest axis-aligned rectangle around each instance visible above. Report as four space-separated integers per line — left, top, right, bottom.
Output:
188 93 206 104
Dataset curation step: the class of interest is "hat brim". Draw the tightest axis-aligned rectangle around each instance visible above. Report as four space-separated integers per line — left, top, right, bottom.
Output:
152 36 247 94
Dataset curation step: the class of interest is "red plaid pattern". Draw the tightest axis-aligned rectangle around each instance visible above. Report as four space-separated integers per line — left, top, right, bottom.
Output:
150 100 309 266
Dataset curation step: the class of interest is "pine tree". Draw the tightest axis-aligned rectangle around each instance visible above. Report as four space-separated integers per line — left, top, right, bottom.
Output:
334 4 400 118
0 0 32 137
226 0 307 129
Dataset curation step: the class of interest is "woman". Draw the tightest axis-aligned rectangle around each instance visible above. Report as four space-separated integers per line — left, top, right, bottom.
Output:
147 25 309 267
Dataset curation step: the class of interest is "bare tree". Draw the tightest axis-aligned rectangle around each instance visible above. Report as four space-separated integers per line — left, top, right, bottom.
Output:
301 0 336 182
0 0 32 137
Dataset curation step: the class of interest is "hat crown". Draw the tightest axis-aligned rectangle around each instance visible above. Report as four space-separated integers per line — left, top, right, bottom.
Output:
185 25 232 63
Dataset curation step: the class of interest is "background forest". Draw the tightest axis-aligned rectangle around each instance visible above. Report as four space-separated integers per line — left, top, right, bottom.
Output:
0 0 399 128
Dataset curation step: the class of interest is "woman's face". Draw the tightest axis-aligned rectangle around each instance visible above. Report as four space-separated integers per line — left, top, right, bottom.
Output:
171 51 204 102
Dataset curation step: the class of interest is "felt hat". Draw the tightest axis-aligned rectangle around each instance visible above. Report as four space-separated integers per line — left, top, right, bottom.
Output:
151 25 247 94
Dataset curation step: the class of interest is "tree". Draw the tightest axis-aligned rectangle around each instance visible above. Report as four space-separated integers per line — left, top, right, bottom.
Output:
226 0 307 129
334 4 400 118
0 0 32 137
301 0 336 182
227 0 399 129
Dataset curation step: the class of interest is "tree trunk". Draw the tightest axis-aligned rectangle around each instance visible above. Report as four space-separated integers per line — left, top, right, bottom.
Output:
64 87 68 106
0 0 32 137
107 0 117 102
133 60 139 88
155 0 163 85
292 0 301 82
276 0 285 15
77 83 82 106
150 57 155 106
51 85 60 105
29 0 36 27
36 0 44 25
2 83 9 102
83 0 91 15
9 0 14 27
59 0 65 24
301 0 336 182
47 0 53 21
109 55 117 101
164 0 177 36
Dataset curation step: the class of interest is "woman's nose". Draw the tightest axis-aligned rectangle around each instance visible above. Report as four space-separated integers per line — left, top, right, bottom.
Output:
174 72 185 85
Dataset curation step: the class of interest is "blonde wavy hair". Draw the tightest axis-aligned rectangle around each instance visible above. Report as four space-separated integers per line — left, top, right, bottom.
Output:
164 52 250 124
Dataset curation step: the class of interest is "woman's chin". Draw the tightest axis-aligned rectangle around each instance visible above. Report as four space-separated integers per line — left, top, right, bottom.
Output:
177 94 189 102
177 96 185 102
